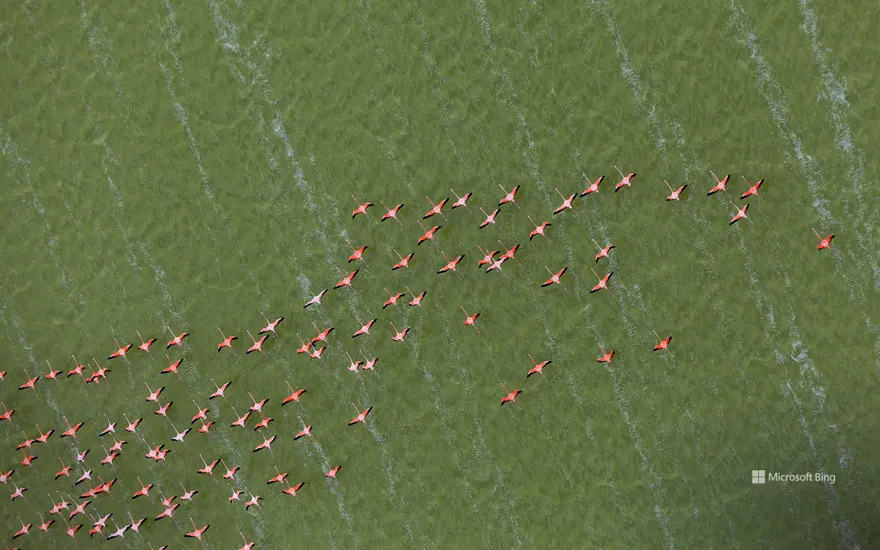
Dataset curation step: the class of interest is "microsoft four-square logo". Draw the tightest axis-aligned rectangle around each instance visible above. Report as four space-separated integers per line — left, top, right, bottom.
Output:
752 470 766 484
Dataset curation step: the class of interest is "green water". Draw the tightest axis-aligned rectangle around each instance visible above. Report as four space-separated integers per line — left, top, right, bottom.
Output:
1 0 878 548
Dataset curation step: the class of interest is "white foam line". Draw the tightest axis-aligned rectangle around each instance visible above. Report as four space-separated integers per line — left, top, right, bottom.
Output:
309 437 360 548
797 0 879 291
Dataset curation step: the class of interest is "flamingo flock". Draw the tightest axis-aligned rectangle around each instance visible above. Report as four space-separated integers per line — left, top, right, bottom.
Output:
3 171 838 547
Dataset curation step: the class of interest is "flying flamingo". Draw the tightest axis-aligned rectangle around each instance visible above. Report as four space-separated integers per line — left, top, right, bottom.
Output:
184 519 209 540
208 380 230 401
390 322 410 342
542 266 567 287
813 228 834 250
417 220 441 246
500 384 522 407
450 189 472 209
352 317 376 338
380 201 404 223
191 401 209 425
20 450 37 467
259 313 284 336
309 345 325 359
325 465 342 479
244 494 262 510
345 352 364 373
664 180 687 201
165 328 189 349
477 245 498 267
652 331 672 352
37 513 54 533
423 196 449 219
221 460 239 480
282 381 306 406
217 328 237 351
614 166 637 192
44 360 61 382
479 207 500 229
282 480 305 496
592 239 615 263
161 355 182 375
198 455 220 475
245 331 268 356
18 370 38 391
304 289 328 308
461 306 480 334
63 518 82 539
267 466 288 485
100 446 119 466
108 436 126 454
294 421 312 440
528 216 551 241
248 393 269 412
346 240 368 264
229 490 243 502
253 435 276 453
740 176 764 199
155 503 178 521
296 334 312 353
351 196 373 219
362 354 378 371
334 268 359 290
253 414 273 431
136 331 157 354
128 513 146 533
729 201 750 225
437 251 464 275
107 338 131 360
553 189 576 214
498 240 520 264
123 415 141 433
180 484 198 501
526 354 551 377
311 322 334 344
0 469 14 484
590 268 613 294
61 417 84 439
145 383 164 402
348 404 372 426
239 533 256 550
0 402 13 422
581 174 605 196
68 356 85 378
597 345 615 364
498 184 520 208
392 249 414 271
132 477 152 499
17 432 34 450
10 483 26 500
154 401 173 417
407 287 426 306
105 520 129 540
708 170 729 196
98 416 116 437
12 517 31 540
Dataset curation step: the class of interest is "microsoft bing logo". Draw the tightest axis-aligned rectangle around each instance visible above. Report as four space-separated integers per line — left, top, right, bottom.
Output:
752 470 766 484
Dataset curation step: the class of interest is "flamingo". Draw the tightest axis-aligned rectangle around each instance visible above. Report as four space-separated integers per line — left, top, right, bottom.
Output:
137 331 157 354
597 345 615 364
553 189 576 214
123 415 141 433
294 422 312 440
362 355 378 371
154 401 173 417
37 513 54 533
259 313 284 336
61 417 84 439
380 201 404 223
390 322 410 342
417 220 441 245
407 287 426 307
528 216 551 241
352 317 376 338
217 328 237 351
325 465 342 479
68 356 85 378
145 383 164 402
239 532 256 550
526 354 551 377
10 483 26 500
197 455 220 475
0 469 14 484
708 170 729 195
267 466 288 485
437 251 464 275
244 494 262 510
311 322 334 344
105 520 129 540
392 249 414 271
12 516 32 540
349 404 372 426
351 196 373 219
461 306 480 334
253 435 276 453
614 166 637 192
345 352 363 373
423 196 449 219
165 328 189 349
155 503 179 521
304 289 328 308
128 512 146 533
450 189 472 209
184 519 209 540
498 240 520 264
477 245 498 267
664 180 687 201
44 360 61 382
245 330 268 356
542 266 567 287
171 423 191 443
248 393 269 412
346 240 368 264
740 176 764 199
729 201 750 225
18 369 38 391
590 268 613 294
107 338 131 360
500 384 522 407
308 345 325 359
581 174 605 196
209 379 230 400
479 207 500 229
132 477 152 499
221 460 239 480
498 184 520 208
295 334 312 354
0 402 14 422
592 239 615 263
161 355 181 375
652 331 672 352
253 414 273 431
282 381 306 406
334 268 359 290
813 228 834 250
282 480 305 496
180 484 198 501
